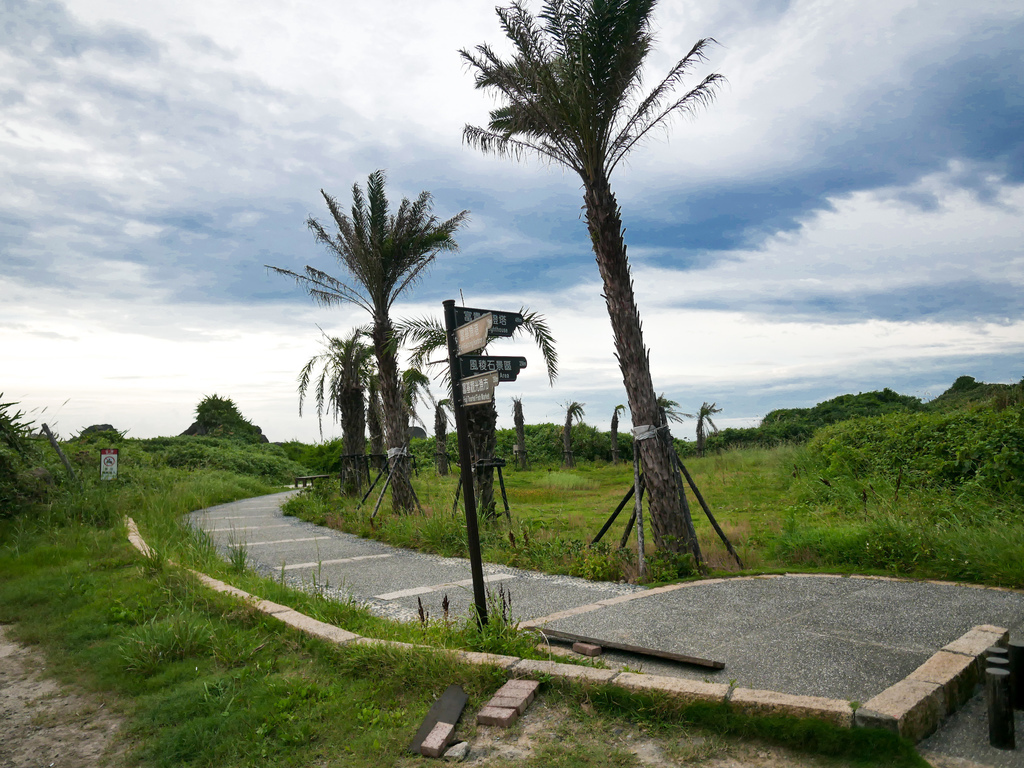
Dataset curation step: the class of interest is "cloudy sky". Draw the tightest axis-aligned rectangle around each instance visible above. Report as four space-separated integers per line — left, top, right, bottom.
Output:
2 0 1022 443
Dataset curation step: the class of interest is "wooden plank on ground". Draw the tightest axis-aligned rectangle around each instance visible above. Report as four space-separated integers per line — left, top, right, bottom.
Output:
534 628 725 670
408 684 469 754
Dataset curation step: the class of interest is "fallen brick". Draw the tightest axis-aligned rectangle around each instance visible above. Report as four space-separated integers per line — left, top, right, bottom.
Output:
572 642 602 657
477 706 518 727
420 721 455 758
487 695 529 715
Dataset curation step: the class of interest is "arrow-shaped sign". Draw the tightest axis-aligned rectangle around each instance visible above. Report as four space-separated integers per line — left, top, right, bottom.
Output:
460 355 528 382
461 370 499 406
455 313 492 356
454 306 524 338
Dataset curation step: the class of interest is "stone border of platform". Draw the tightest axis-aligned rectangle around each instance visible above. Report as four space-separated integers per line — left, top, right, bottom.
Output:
125 518 1004 743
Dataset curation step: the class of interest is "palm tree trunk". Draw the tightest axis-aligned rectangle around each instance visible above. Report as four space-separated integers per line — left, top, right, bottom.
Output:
434 404 449 476
340 385 366 494
562 412 575 468
373 320 414 514
583 174 700 559
513 399 528 469
466 401 497 518
367 387 384 470
610 411 620 464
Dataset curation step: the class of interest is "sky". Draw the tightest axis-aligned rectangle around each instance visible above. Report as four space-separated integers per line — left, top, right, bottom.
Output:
2 0 1022 443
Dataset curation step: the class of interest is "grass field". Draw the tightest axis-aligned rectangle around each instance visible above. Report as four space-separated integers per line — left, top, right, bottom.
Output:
285 440 1024 588
0 437 930 766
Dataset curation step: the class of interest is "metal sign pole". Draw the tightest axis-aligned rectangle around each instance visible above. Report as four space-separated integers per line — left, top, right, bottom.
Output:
443 299 489 626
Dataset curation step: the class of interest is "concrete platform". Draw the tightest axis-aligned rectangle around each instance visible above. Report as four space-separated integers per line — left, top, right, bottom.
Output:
189 491 1024 765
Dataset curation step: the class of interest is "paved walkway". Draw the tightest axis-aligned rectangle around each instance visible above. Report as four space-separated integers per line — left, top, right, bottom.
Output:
189 491 1024 766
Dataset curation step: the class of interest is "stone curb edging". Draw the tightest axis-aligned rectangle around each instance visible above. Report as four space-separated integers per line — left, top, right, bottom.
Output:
124 518 1003 743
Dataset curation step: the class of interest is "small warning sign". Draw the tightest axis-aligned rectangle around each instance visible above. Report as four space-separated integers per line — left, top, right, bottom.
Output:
100 448 118 481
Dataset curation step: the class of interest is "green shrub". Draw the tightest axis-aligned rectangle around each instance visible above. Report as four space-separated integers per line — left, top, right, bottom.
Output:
810 406 1024 498
0 396 47 514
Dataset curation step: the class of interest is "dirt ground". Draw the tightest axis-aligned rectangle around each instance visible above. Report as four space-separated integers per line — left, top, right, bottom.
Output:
461 695 855 768
0 624 123 768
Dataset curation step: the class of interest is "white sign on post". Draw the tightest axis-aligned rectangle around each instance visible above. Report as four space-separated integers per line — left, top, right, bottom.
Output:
100 448 118 481
456 313 492 356
462 370 499 406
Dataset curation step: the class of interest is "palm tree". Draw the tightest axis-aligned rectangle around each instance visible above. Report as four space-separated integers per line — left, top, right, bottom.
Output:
401 367 433 435
657 393 686 426
610 404 626 464
397 309 557 516
366 374 385 471
434 399 453 475
461 1 721 557
268 171 468 513
562 401 586 467
692 401 722 458
297 328 373 493
512 397 528 469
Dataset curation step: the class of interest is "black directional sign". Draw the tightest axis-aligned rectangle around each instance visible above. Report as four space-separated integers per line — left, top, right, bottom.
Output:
460 355 528 382
454 306 524 338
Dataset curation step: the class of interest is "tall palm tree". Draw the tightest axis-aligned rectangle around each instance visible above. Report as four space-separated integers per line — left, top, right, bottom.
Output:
691 401 722 458
562 401 585 468
511 397 528 469
401 367 433 435
269 171 468 513
397 309 557 516
366 376 385 471
657 393 686 425
610 403 626 464
297 328 373 493
434 399 453 475
461 0 721 557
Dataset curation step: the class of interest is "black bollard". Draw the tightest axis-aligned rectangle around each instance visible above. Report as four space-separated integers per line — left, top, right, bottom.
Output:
987 667 1015 749
988 645 1010 659
1010 640 1024 710
989 657 1011 672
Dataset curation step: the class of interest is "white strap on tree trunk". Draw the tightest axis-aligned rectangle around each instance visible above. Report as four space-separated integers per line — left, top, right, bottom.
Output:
387 447 408 459
631 425 660 442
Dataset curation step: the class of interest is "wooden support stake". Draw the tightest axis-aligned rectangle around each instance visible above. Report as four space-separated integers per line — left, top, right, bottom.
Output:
633 449 646 580
496 465 511 522
534 627 725 670
369 470 393 520
987 667 1015 750
592 484 635 545
40 423 79 487
675 454 744 569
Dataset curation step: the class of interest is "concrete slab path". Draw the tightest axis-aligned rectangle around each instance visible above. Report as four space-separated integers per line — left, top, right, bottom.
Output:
189 491 1024 766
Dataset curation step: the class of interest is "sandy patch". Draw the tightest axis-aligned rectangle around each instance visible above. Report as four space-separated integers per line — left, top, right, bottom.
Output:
0 624 124 768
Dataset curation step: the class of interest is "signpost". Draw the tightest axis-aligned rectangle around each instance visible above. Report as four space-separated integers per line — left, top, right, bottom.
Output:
456 313 492 356
461 370 499 406
453 306 523 337
459 356 527 382
444 300 530 626
100 448 118 481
